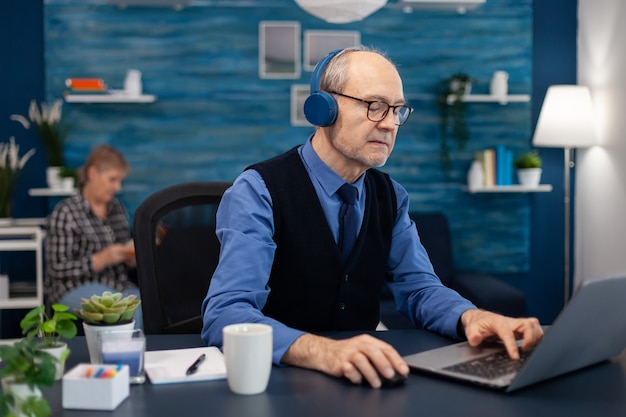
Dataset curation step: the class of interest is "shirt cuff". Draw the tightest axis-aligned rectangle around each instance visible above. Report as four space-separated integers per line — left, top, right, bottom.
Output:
273 326 306 365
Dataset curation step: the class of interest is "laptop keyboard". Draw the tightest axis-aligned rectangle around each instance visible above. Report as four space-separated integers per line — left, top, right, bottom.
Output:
443 349 532 380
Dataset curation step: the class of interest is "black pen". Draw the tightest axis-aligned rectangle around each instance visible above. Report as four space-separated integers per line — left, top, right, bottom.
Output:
186 353 206 375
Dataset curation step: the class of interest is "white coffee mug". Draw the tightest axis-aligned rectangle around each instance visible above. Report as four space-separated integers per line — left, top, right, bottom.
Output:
223 323 273 395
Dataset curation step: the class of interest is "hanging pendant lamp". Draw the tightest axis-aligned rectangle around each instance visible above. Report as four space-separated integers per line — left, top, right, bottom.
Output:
294 0 388 24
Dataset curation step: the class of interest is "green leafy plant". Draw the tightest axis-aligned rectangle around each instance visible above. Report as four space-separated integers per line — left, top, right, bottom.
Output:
437 72 476 177
0 336 56 417
0 137 36 218
58 166 77 181
20 304 78 348
514 151 542 169
74 291 141 325
10 99 71 167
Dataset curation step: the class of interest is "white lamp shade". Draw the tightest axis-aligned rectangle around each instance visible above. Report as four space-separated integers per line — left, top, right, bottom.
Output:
532 85 597 148
294 0 387 24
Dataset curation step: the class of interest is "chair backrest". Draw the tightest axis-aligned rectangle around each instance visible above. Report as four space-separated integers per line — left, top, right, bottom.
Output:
409 212 455 287
133 181 232 334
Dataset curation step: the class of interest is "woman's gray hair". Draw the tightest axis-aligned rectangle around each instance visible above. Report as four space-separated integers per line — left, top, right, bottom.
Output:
319 45 393 93
77 144 129 189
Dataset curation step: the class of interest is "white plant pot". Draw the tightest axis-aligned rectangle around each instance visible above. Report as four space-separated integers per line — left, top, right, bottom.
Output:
46 166 62 189
60 177 75 191
83 320 136 364
450 79 472 96
1 377 43 417
517 168 542 187
41 342 69 380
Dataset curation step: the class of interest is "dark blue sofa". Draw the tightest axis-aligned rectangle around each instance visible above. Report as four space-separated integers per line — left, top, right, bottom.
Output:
380 212 527 329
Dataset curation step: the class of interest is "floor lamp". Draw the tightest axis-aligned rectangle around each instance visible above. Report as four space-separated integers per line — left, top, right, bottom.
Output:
532 85 597 305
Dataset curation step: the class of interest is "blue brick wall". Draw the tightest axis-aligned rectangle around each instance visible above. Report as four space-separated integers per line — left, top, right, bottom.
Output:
44 0 532 274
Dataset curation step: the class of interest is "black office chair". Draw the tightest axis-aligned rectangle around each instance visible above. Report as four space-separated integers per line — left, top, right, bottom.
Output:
133 181 232 335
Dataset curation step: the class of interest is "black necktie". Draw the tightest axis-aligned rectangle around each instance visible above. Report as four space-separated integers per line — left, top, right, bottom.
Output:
337 183 358 261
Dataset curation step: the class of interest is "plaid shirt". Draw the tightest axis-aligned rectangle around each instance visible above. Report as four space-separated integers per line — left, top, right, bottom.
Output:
44 194 132 304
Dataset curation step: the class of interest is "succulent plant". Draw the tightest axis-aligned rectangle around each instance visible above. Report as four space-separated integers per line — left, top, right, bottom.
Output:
74 291 141 325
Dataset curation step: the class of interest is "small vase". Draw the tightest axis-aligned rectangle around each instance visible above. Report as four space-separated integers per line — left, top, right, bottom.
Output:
490 71 509 98
83 320 136 363
124 69 143 97
467 160 484 190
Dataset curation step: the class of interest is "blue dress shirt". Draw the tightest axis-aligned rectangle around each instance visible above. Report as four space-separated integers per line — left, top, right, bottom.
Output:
201 139 476 364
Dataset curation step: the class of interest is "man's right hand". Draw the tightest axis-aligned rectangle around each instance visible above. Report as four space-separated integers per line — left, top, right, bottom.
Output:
281 333 409 389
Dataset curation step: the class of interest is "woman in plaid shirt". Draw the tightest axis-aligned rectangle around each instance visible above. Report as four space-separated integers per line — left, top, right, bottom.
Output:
44 145 142 329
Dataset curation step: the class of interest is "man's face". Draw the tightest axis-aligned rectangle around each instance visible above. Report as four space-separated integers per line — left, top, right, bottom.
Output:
328 52 406 173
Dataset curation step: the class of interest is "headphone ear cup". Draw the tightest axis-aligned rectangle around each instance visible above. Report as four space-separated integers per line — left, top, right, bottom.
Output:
304 91 338 127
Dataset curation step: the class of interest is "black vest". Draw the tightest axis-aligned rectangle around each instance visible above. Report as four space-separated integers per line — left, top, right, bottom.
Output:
249 146 396 332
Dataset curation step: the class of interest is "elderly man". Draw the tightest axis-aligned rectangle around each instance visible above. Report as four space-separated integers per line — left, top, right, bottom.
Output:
202 46 543 389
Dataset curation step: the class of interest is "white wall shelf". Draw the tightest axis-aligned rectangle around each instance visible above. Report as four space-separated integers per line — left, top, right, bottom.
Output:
0 227 44 309
446 94 531 105
464 184 553 193
29 188 76 197
64 92 156 103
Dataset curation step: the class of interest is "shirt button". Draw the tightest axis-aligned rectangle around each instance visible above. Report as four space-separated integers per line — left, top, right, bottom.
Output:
338 302 346 310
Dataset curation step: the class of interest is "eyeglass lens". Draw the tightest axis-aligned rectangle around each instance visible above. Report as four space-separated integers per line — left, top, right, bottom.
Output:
367 102 412 126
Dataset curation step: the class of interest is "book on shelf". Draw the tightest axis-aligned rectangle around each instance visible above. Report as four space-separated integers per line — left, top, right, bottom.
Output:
494 144 514 186
474 145 514 188
476 149 495 187
65 78 108 92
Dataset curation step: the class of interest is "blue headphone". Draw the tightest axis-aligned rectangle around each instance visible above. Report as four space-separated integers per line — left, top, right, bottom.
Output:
303 49 343 127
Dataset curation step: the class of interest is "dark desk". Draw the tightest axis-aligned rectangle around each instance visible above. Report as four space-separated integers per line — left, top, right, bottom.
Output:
47 330 626 417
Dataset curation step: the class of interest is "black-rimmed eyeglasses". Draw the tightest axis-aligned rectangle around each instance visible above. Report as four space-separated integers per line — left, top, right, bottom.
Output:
329 91 413 126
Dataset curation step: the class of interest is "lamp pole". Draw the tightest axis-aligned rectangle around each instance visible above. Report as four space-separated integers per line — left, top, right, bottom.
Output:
563 147 572 305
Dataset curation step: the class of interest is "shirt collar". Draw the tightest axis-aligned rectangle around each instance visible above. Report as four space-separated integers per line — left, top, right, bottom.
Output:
299 137 365 199
76 192 114 218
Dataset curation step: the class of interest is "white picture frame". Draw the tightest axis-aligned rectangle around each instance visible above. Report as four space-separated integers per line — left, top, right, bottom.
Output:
303 30 361 72
290 84 311 127
259 21 301 79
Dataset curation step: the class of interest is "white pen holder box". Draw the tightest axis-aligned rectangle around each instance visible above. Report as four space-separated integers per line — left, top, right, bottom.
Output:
63 364 130 410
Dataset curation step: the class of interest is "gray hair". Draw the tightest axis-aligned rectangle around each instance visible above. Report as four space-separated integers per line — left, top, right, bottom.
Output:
319 46 393 93
77 144 129 189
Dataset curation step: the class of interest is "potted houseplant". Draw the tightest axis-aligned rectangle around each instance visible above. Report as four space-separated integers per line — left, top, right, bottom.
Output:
74 291 141 363
514 150 543 187
437 73 476 178
20 304 78 380
10 99 71 189
58 166 78 192
0 137 36 219
0 336 57 417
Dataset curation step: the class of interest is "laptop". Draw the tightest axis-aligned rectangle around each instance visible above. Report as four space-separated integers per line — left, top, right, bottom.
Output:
403 275 626 392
